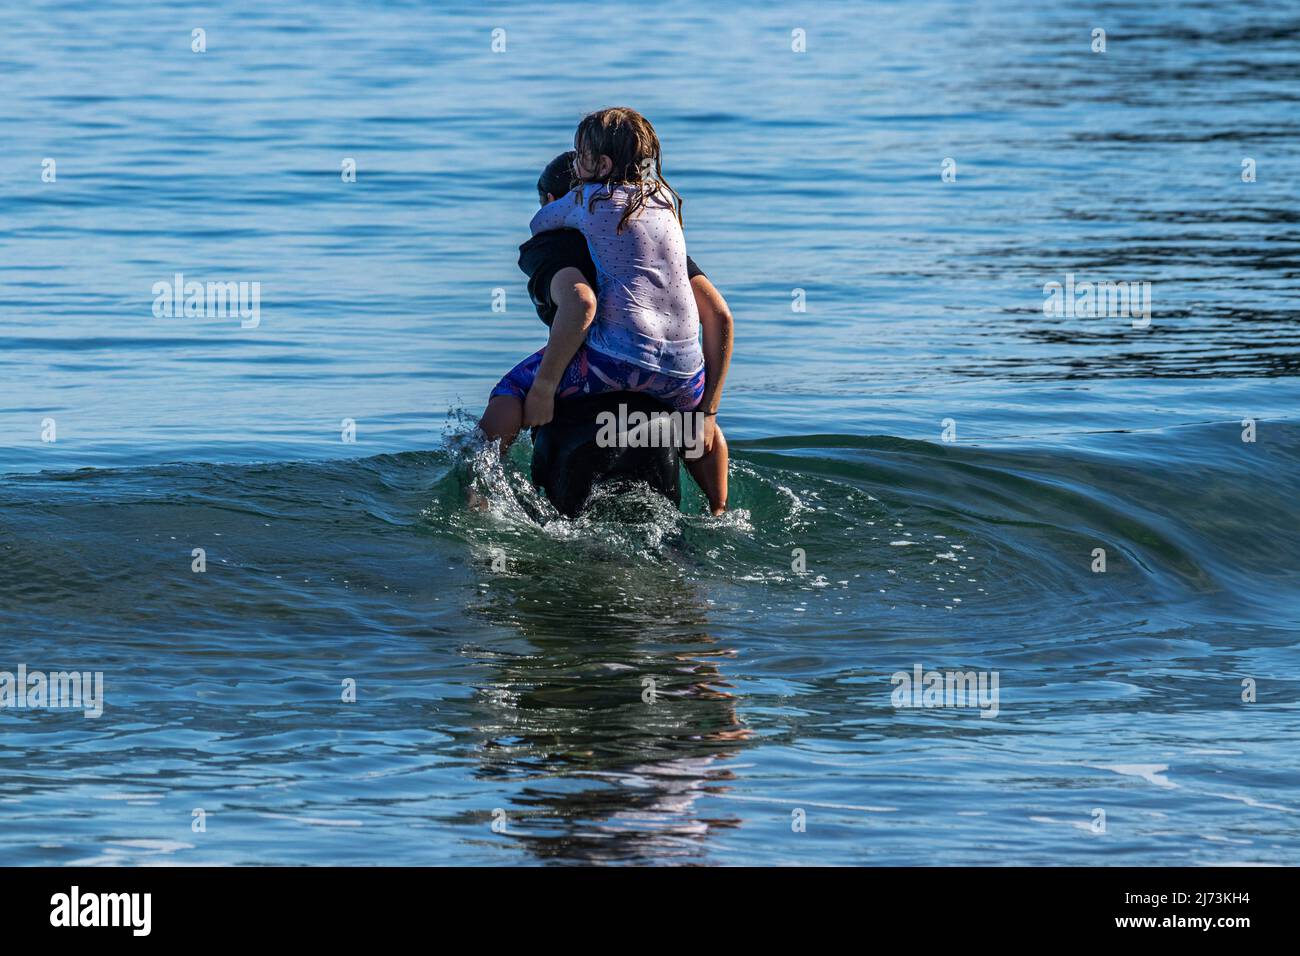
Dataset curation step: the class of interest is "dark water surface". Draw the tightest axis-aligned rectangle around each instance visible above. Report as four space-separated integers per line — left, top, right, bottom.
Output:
1 0 1298 864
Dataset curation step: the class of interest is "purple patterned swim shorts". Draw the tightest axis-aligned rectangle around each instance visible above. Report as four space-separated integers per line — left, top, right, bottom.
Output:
491 344 705 413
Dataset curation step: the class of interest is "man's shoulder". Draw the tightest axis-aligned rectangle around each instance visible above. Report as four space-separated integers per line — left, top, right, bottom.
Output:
518 228 591 276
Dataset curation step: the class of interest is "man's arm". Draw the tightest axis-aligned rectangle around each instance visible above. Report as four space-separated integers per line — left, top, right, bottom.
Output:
691 274 733 417
522 267 597 427
686 273 732 512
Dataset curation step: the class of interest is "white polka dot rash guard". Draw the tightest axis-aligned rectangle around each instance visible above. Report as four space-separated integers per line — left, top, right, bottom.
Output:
529 183 705 378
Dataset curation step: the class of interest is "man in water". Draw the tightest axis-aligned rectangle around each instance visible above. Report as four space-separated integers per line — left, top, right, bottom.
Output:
511 151 734 514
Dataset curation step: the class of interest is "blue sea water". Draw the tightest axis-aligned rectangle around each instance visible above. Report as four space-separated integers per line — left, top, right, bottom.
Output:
1 0 1298 865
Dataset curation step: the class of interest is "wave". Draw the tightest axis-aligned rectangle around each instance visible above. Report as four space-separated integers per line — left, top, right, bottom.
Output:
3 420 1296 641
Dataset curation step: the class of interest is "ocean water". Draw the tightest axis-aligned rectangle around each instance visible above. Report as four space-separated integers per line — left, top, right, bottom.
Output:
1 0 1298 865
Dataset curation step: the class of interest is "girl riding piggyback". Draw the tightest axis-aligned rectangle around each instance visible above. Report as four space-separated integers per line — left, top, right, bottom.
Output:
479 107 707 446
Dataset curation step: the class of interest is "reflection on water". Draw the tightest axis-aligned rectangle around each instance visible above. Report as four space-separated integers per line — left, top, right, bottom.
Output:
467 568 748 863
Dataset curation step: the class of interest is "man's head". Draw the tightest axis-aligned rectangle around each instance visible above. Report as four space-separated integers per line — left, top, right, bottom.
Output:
538 150 577 206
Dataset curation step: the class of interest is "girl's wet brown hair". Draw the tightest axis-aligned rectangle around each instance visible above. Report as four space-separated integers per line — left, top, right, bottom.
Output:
572 107 683 233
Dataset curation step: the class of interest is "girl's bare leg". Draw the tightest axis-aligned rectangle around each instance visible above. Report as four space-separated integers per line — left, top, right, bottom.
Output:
478 394 524 452
465 395 523 509
685 423 728 515
478 271 595 456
